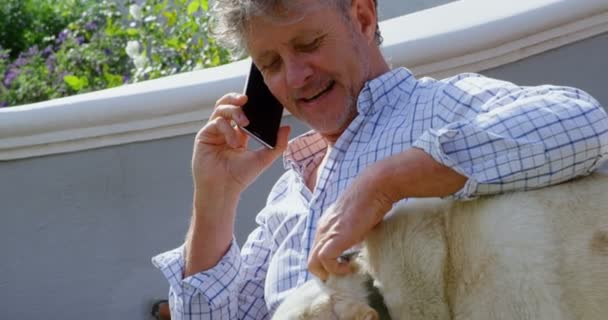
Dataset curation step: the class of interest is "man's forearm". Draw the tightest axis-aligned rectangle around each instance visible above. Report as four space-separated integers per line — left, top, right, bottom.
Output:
370 147 467 203
184 188 240 277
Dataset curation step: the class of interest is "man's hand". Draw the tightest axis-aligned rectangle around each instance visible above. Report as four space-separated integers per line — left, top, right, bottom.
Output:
307 167 394 281
192 93 290 199
307 148 467 281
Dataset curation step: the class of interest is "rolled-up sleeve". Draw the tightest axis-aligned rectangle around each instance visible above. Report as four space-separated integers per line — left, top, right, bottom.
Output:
413 74 608 199
152 226 272 319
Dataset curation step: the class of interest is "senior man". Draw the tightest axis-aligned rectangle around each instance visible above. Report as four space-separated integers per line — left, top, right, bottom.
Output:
152 0 608 318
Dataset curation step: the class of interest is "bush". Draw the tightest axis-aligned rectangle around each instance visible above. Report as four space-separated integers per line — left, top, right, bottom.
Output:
0 1 130 106
0 0 93 60
0 0 233 108
123 0 233 82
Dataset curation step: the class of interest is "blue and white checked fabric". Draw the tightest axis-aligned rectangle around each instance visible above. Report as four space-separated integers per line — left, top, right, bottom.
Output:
152 67 608 319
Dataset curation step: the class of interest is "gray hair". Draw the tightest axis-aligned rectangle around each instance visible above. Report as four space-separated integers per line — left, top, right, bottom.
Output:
210 0 382 57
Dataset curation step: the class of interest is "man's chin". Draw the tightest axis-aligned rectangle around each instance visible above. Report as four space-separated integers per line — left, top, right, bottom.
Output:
294 103 357 139
308 120 352 142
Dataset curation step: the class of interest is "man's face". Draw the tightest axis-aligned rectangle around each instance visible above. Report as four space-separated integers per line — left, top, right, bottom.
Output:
246 0 377 142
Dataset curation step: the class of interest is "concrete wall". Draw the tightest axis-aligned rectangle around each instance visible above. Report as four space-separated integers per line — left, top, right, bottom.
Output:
482 32 608 107
378 0 455 20
1 2 606 320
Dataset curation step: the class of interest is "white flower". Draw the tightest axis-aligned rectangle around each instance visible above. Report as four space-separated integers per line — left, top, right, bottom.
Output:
144 16 157 23
129 4 143 21
133 54 147 69
125 41 140 59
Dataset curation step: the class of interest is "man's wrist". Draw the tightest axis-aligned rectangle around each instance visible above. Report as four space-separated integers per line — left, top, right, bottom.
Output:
190 190 239 245
363 157 405 204
184 198 237 276
352 161 400 221
371 148 467 200
193 185 240 215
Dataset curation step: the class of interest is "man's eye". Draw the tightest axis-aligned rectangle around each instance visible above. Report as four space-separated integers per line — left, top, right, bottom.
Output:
299 37 322 51
261 60 280 73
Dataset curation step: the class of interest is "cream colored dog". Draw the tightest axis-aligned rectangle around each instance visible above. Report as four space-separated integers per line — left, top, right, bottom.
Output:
273 173 608 320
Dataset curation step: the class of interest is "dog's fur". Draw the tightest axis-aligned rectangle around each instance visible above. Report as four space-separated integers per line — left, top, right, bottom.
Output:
273 173 608 320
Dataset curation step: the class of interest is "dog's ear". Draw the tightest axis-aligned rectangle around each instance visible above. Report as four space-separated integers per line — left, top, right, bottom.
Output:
272 280 333 320
331 295 379 320
354 305 379 320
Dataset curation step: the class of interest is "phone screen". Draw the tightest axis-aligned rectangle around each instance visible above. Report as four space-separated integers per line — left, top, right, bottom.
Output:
240 62 284 149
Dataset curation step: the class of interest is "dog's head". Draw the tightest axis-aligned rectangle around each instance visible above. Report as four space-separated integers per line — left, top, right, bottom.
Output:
272 261 380 320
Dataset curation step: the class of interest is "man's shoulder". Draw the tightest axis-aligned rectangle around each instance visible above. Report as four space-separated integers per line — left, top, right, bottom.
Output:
430 72 523 104
385 70 516 102
439 72 517 91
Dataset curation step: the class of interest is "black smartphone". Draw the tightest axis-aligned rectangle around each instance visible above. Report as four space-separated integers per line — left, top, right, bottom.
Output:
240 62 284 149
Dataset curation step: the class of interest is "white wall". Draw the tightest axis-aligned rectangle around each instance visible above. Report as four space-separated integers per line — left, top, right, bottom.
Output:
379 0 456 20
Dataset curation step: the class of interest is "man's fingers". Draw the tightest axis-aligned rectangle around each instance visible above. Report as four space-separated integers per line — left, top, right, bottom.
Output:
211 93 249 127
215 92 247 108
320 239 352 272
308 239 351 281
308 254 350 281
213 117 241 148
308 248 329 281
309 262 329 281
235 125 250 146
210 104 249 126
319 251 351 277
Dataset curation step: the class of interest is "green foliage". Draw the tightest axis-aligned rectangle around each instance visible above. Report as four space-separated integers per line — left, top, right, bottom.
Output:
125 0 232 82
0 0 234 107
1 1 132 106
0 0 93 59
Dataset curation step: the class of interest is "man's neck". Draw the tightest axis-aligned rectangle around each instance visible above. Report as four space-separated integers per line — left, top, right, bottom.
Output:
306 145 333 192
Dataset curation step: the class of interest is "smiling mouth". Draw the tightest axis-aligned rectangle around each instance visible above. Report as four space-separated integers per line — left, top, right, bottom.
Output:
301 81 335 103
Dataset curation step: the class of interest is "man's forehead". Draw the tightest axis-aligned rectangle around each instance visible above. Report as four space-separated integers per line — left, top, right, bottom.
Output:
245 2 335 58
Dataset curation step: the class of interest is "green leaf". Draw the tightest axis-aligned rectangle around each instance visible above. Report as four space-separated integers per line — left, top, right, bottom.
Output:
102 65 122 88
187 1 200 16
167 37 180 49
63 75 88 91
200 0 209 11
211 49 220 66
153 0 168 14
104 73 123 88
105 19 119 36
127 28 139 36
163 11 177 26
80 77 89 90
63 75 81 90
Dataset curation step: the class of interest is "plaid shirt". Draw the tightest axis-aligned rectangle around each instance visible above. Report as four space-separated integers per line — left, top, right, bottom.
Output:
152 68 608 319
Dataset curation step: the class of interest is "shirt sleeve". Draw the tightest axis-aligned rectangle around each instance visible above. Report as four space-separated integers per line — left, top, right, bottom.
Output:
150 170 297 320
412 73 608 199
151 223 274 320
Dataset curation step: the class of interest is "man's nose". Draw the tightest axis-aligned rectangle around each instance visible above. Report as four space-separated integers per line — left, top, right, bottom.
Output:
285 57 313 89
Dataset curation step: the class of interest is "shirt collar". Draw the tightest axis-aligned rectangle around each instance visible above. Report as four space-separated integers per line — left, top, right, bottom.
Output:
283 67 418 175
357 67 417 116
283 130 327 177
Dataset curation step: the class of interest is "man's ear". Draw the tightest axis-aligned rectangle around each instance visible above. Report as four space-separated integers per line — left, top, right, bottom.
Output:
350 0 378 44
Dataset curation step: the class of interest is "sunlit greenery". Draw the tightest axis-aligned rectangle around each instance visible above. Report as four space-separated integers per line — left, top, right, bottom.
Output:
0 0 233 107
